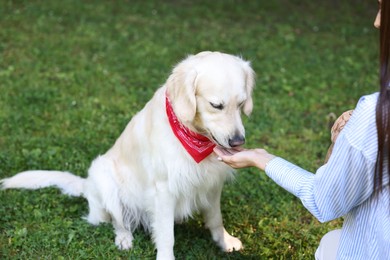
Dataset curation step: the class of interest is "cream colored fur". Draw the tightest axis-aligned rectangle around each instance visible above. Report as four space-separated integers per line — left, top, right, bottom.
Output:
1 51 255 259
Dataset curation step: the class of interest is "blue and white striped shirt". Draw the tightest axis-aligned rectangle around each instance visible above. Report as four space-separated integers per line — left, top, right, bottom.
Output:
266 93 390 259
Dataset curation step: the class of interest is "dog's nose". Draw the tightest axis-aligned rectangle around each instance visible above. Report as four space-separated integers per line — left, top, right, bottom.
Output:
228 135 245 147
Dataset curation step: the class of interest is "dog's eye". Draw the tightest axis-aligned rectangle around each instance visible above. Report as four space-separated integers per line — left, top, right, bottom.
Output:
210 102 224 110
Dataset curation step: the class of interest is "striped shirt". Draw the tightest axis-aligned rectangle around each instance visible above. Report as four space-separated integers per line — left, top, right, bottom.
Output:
266 93 390 259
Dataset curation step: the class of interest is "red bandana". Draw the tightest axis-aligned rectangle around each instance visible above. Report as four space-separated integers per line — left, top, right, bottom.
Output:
166 94 216 163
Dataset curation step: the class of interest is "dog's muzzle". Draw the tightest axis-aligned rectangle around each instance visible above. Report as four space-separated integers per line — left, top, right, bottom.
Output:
228 134 245 147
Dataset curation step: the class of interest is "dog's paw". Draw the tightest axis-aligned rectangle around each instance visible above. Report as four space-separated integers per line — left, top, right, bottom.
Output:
115 231 133 250
156 251 175 260
222 234 243 252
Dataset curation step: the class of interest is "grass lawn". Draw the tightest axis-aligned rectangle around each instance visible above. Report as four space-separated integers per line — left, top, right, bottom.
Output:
0 0 378 259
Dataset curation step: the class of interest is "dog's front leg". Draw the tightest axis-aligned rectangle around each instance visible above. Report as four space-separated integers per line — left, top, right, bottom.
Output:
152 181 176 260
202 184 243 252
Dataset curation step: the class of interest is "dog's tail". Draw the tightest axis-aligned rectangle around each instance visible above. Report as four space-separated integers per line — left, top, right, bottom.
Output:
0 170 85 197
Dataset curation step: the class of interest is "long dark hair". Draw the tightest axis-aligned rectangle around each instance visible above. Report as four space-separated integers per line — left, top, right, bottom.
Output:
375 0 390 195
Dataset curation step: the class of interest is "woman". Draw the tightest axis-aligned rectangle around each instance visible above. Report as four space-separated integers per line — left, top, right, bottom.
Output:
214 1 390 259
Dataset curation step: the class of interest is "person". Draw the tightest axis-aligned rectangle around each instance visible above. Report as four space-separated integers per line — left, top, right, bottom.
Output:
214 1 390 259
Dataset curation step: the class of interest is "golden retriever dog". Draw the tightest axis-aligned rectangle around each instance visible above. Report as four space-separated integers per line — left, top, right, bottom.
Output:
1 51 254 259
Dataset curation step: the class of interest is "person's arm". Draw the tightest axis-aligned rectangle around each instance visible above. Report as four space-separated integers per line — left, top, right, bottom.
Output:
216 135 374 222
215 94 378 222
265 139 374 223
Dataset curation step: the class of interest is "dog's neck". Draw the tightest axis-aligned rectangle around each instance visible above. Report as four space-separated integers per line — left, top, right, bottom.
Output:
165 94 215 163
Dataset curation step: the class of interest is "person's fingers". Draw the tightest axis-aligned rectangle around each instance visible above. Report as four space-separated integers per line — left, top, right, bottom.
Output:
214 146 237 156
213 147 227 156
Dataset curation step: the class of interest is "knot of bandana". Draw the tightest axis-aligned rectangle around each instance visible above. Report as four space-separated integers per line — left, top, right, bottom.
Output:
165 94 216 163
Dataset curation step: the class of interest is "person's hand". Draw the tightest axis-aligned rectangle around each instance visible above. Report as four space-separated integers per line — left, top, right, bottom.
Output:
325 110 353 163
213 147 276 171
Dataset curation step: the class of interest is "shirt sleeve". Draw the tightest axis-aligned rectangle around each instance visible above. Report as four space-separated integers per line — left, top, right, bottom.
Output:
265 95 378 223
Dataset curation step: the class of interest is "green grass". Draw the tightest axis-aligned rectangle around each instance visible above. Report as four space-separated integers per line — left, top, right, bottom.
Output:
0 0 379 259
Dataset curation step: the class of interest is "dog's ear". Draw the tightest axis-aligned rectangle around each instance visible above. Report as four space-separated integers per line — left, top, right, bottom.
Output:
241 60 255 116
166 62 198 123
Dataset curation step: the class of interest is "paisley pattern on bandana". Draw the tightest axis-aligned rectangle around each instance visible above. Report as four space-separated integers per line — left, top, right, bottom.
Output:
166 94 216 163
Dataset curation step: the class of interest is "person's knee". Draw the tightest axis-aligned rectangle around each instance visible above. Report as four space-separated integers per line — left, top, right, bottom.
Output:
315 229 342 260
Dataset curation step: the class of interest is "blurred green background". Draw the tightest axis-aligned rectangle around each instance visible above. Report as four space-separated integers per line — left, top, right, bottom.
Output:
0 0 379 259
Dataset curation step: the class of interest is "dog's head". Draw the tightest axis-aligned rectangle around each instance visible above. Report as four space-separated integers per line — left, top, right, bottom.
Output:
166 51 255 149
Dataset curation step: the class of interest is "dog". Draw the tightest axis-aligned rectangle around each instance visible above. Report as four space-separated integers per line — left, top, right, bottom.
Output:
1 51 255 259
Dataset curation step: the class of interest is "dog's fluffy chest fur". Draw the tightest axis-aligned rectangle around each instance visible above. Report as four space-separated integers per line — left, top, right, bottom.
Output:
103 87 234 224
